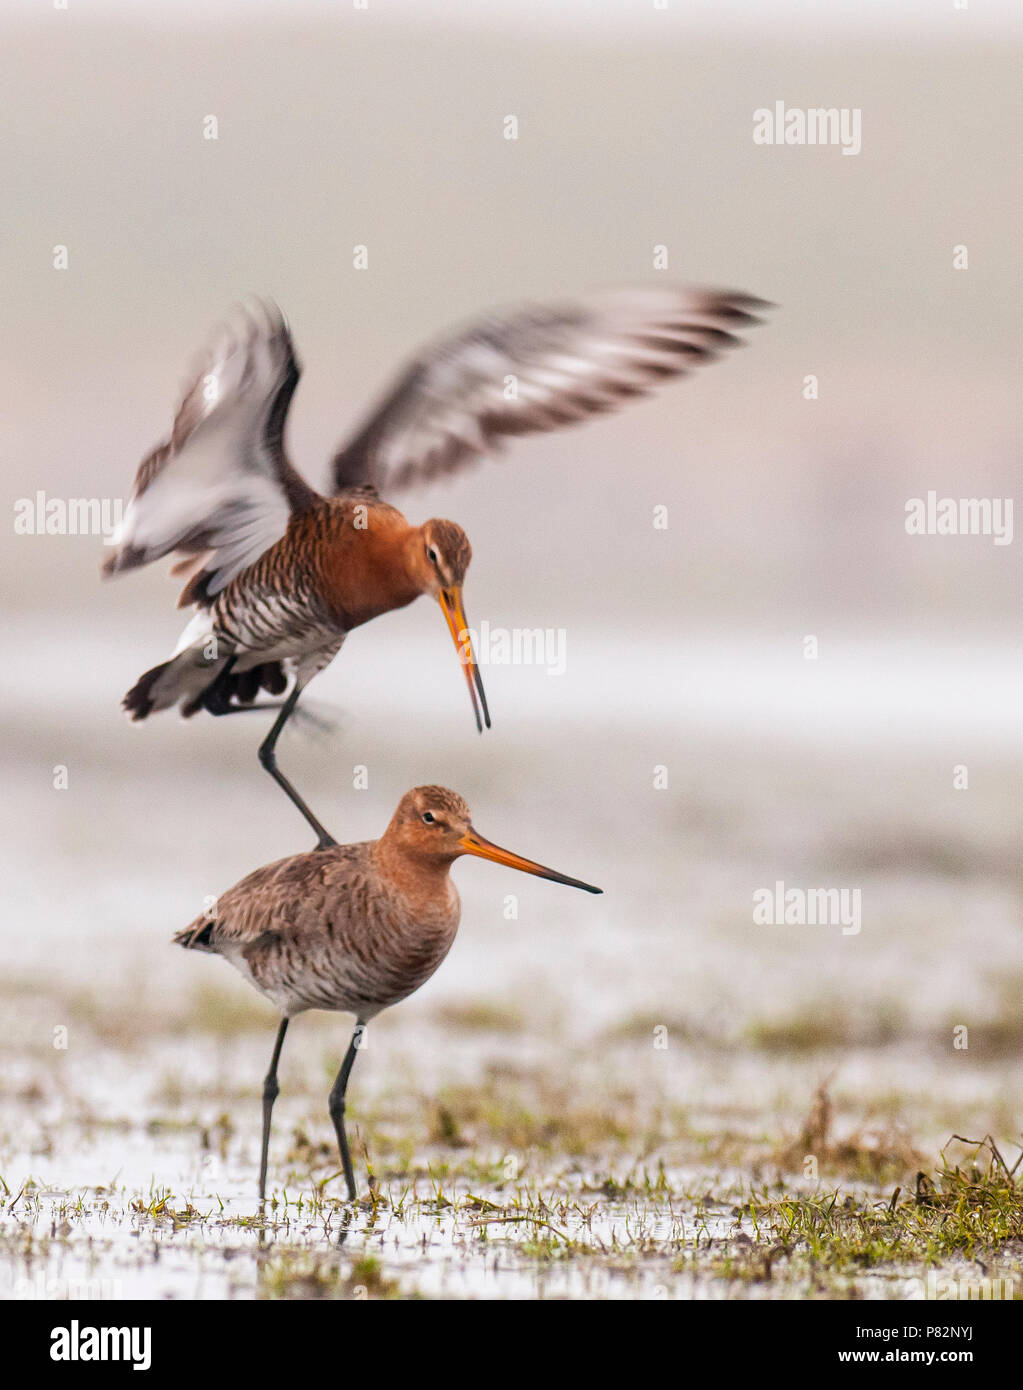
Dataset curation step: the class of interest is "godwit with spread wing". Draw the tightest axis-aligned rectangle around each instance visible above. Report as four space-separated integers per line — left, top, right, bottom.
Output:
105 289 769 845
174 786 601 1201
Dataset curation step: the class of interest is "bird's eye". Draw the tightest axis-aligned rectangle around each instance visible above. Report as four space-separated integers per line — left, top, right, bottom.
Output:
422 811 436 824
427 547 438 564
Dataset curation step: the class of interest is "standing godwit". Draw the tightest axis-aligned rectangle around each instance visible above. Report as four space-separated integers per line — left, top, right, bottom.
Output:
174 786 601 1201
104 289 769 845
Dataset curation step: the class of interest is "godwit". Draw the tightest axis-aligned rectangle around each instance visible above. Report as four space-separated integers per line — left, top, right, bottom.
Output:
174 786 601 1201
105 289 769 845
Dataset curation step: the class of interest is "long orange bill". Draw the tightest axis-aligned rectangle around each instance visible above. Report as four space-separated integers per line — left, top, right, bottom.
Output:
439 587 491 734
458 829 602 894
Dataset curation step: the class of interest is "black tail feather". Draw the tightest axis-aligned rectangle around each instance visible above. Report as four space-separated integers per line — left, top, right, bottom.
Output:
122 661 171 721
197 660 289 717
124 656 290 721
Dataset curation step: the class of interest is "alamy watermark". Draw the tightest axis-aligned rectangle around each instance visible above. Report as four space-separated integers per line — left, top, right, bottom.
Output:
905 492 1013 545
13 1272 124 1300
753 880 862 936
910 1270 1014 1301
753 102 861 156
13 491 124 542
50 1319 150 1371
458 620 567 676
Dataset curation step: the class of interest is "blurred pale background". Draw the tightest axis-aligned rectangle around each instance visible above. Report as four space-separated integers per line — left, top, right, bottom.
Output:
3 0 1023 1168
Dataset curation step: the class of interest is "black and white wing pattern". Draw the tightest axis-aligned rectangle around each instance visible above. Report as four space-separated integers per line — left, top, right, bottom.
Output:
331 285 770 493
103 300 319 599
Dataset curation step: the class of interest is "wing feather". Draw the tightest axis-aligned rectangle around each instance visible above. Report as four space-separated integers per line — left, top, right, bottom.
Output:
331 284 771 494
103 300 319 600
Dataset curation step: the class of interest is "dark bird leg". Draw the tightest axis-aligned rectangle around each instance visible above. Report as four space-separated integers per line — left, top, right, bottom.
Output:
259 1017 290 1202
328 1024 365 1202
257 683 337 849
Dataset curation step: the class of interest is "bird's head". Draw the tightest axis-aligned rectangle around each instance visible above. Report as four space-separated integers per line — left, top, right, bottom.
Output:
418 518 472 592
386 786 602 893
407 519 490 734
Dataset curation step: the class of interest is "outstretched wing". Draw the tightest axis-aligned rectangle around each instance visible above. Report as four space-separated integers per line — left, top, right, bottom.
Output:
103 300 320 602
331 285 770 493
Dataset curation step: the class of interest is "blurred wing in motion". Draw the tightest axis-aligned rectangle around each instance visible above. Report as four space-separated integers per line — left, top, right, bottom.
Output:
103 299 320 604
331 285 771 493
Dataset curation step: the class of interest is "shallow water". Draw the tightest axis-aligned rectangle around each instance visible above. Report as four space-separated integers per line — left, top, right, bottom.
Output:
2 625 1023 1298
